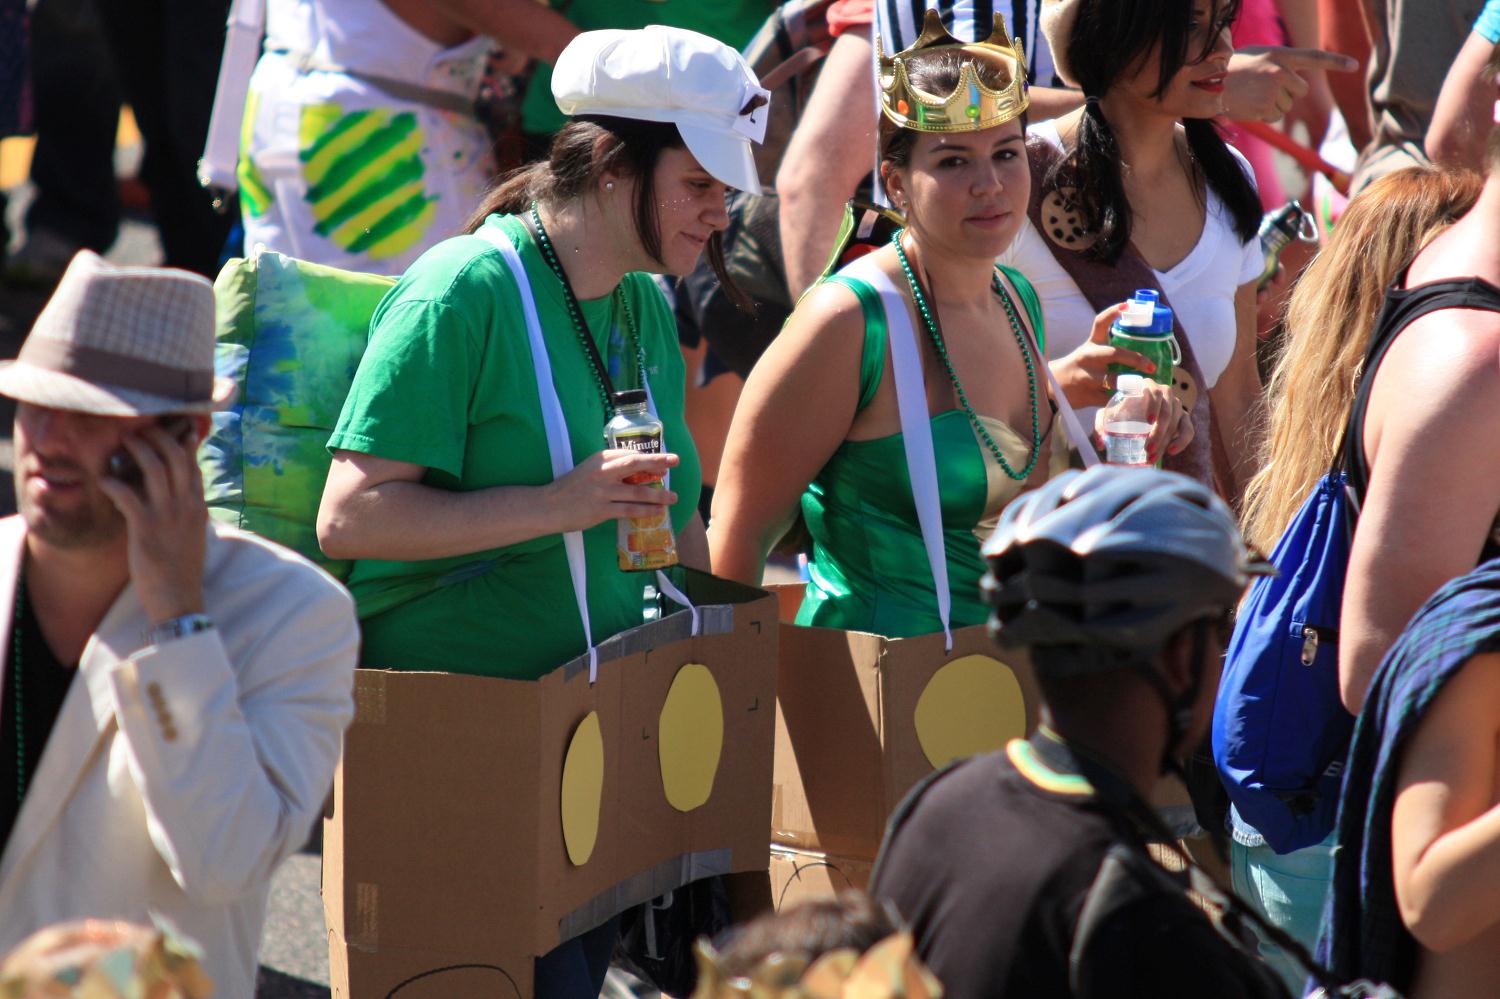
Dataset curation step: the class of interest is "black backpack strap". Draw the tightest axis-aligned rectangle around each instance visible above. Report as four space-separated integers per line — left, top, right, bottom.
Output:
1338 273 1500 503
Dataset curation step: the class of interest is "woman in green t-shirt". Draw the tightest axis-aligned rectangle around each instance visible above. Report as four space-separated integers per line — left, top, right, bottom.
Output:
319 26 768 676
317 25 769 999
320 25 769 680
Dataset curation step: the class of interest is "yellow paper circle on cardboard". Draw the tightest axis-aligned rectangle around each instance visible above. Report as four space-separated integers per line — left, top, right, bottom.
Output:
914 655 1026 769
561 711 604 866
658 664 724 811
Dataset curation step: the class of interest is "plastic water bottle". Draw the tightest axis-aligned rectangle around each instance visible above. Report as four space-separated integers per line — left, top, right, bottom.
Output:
1102 373 1153 466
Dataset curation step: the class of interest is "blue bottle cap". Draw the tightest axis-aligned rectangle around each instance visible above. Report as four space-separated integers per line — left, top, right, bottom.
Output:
1124 304 1176 338
1148 304 1174 335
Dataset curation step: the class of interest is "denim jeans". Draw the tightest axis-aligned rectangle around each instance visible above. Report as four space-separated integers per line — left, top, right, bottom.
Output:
1230 834 1336 997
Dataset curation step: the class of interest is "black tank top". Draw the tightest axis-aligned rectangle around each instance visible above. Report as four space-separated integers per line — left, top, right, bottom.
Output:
1343 271 1500 562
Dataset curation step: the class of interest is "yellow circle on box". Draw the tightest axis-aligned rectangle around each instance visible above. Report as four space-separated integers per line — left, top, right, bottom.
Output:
913 655 1026 769
560 711 604 866
659 664 724 811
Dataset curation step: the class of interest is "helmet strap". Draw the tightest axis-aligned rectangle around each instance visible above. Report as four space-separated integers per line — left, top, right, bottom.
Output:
1130 619 1211 777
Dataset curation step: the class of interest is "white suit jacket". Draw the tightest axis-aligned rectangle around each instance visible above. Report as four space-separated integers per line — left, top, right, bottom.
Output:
0 516 358 998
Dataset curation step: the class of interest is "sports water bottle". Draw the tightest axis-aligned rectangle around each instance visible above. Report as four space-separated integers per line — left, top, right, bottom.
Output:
1255 201 1319 290
1108 290 1179 388
1101 373 1153 467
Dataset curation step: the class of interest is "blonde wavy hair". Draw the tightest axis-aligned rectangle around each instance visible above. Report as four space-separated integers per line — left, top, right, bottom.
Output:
1241 166 1483 553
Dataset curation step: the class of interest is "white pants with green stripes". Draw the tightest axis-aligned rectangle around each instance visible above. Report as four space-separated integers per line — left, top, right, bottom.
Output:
237 52 494 275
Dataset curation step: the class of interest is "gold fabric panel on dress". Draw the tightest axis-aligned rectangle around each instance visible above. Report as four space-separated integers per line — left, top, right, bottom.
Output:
970 415 1072 543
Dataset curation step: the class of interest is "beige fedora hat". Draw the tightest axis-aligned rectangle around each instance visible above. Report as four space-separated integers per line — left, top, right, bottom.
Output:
1039 0 1085 88
0 251 235 416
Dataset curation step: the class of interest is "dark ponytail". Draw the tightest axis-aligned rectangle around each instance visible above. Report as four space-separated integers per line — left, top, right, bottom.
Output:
1052 97 1133 261
1048 0 1260 263
463 116 752 310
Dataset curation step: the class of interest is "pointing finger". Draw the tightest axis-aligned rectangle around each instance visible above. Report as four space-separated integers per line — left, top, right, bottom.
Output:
1274 47 1359 74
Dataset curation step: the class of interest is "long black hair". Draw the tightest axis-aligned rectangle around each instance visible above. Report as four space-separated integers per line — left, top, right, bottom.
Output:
1047 0 1261 263
465 116 748 308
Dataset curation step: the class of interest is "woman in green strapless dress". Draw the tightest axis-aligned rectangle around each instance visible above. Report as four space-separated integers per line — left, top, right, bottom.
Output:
709 12 1194 638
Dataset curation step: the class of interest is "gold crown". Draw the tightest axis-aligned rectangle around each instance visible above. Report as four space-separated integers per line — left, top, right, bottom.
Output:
877 9 1029 133
688 932 943 999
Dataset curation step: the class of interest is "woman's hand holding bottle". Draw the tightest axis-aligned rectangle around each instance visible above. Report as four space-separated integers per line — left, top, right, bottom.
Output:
1049 303 1160 407
1095 377 1194 466
545 449 679 533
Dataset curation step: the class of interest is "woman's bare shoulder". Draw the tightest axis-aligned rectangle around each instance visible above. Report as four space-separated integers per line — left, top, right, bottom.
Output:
1381 308 1500 399
778 252 902 354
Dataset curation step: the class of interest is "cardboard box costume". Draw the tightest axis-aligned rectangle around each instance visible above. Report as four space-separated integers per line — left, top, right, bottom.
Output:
201 229 773 998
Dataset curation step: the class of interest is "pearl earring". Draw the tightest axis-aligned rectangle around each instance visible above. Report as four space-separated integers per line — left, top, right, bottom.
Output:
605 181 615 192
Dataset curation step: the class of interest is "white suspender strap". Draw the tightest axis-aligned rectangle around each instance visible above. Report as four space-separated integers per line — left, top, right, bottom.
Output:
197 0 266 194
840 256 953 650
991 269 1100 469
477 226 701 669
476 225 599 681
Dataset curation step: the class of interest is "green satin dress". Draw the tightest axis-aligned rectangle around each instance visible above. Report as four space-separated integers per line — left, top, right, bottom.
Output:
795 265 1072 638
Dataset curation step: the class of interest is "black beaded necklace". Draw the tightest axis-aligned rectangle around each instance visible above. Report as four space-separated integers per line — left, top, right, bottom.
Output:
11 577 24 805
526 203 648 417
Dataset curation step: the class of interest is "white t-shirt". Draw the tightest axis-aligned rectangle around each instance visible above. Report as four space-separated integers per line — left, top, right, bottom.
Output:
1001 119 1262 389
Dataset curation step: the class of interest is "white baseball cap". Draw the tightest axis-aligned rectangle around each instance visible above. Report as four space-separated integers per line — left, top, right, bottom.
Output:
551 25 771 195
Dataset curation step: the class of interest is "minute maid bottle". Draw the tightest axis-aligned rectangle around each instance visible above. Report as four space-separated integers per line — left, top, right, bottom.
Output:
1108 290 1179 387
605 389 679 572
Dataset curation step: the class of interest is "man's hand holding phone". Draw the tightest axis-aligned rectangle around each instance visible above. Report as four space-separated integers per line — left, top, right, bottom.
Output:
96 415 210 627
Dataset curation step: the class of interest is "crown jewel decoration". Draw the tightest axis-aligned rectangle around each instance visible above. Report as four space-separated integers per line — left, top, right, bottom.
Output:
878 9 1029 133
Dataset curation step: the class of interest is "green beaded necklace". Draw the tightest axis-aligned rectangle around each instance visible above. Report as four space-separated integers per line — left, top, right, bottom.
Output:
528 203 649 416
890 229 1041 481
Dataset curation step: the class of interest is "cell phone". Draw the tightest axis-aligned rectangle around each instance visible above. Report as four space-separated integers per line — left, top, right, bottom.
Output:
107 415 194 489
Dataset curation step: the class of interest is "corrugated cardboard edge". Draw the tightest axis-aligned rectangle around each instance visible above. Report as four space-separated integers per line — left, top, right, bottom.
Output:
554 601 739 679
327 570 777 996
326 928 533 999
557 847 734 942
773 624 1039 858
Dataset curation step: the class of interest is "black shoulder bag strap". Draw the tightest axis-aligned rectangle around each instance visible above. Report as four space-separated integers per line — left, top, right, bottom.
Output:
1338 274 1500 506
1028 734 1396 998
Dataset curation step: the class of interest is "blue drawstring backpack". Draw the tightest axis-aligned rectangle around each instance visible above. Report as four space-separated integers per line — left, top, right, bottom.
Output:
1211 274 1444 855
1212 470 1357 853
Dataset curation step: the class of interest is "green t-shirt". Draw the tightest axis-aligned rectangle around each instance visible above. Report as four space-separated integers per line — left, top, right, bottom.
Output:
328 214 702 679
521 0 775 136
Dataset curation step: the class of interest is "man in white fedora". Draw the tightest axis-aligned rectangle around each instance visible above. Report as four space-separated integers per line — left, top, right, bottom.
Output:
0 250 358 997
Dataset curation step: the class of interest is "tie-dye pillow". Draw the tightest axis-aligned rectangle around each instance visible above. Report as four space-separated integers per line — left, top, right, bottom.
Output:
203 251 395 580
